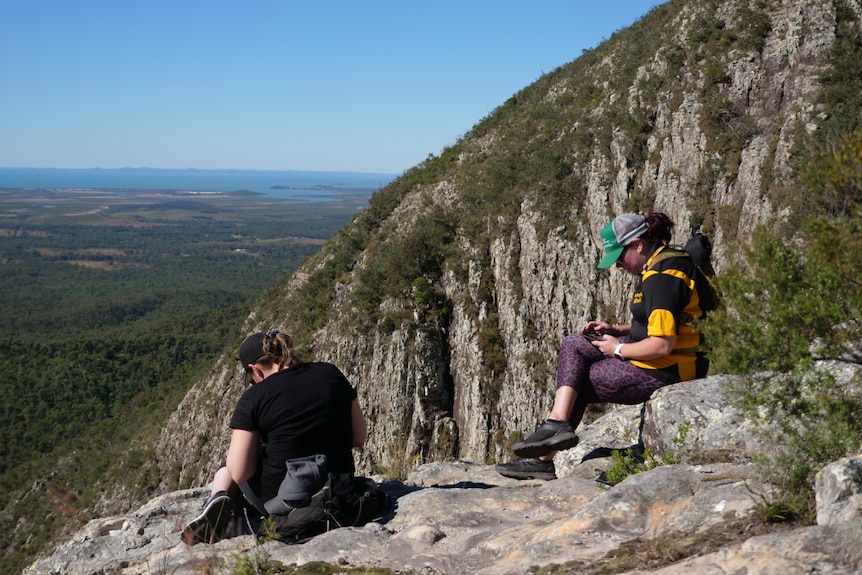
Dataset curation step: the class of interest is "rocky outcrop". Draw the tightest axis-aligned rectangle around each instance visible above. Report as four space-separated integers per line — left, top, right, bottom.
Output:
154 0 850 489
29 376 862 575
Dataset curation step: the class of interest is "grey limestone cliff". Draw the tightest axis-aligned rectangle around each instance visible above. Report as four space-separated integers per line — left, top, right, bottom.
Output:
156 0 851 488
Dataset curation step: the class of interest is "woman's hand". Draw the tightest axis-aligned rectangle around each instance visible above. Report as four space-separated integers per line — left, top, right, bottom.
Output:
582 321 612 335
581 321 631 337
591 335 621 356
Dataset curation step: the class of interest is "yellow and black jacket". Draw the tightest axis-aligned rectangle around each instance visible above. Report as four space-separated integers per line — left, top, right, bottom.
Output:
628 245 705 383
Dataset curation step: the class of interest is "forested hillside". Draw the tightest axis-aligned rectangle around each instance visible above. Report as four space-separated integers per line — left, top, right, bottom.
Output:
0 190 371 574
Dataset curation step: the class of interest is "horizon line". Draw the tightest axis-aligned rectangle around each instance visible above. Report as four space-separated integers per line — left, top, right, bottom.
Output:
0 165 401 176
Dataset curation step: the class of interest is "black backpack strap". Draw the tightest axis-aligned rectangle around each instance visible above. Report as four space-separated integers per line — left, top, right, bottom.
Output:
645 246 700 326
646 246 689 270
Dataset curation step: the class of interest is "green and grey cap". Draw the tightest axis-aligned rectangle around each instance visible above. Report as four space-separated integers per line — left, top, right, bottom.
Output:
597 213 647 269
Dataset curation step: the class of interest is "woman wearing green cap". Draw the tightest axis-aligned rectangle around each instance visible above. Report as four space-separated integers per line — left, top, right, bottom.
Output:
496 212 706 480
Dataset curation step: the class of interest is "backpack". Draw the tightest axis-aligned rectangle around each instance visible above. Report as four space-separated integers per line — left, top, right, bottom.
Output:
648 232 721 317
683 232 722 315
647 232 721 379
264 455 389 543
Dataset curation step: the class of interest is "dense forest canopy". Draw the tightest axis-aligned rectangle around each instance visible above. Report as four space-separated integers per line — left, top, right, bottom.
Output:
0 188 372 572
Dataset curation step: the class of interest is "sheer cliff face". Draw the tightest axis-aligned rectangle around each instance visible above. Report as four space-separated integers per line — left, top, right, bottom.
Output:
158 0 844 487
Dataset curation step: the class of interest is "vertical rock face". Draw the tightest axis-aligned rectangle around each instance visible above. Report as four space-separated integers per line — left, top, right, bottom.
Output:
157 0 846 486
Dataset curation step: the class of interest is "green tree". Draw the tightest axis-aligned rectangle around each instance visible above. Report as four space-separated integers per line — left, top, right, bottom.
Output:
702 127 862 523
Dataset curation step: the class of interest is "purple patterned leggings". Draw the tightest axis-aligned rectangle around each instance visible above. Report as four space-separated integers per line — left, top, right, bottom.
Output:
556 334 670 429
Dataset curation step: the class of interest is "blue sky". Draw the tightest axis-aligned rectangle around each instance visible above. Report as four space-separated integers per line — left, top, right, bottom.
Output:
2 2 664 175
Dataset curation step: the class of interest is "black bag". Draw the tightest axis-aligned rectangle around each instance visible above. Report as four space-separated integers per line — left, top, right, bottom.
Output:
649 233 722 317
265 455 388 543
264 454 329 515
268 476 333 542
648 233 721 379
684 232 721 314
328 475 389 528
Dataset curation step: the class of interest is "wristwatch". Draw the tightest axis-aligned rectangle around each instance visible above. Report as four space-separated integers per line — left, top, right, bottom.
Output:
614 343 625 360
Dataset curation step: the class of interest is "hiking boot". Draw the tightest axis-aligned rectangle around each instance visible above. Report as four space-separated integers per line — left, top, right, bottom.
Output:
512 419 579 458
495 458 557 480
181 491 234 546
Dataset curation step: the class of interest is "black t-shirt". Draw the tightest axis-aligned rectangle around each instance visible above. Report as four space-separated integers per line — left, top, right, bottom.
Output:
229 362 358 502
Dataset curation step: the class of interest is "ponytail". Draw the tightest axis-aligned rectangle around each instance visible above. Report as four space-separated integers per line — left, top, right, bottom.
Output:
642 212 675 246
260 330 303 370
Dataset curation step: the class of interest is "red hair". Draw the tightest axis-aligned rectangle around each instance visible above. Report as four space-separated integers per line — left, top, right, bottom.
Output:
642 212 675 245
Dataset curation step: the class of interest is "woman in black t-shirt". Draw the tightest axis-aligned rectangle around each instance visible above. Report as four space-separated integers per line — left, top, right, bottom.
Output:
182 330 367 545
496 212 704 481
229 360 360 503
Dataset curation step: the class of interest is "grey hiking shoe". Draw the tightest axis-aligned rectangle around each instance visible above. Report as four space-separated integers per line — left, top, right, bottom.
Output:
182 491 234 546
495 458 557 480
513 419 579 458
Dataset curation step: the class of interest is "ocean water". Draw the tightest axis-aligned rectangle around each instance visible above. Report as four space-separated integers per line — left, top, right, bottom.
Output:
0 167 397 199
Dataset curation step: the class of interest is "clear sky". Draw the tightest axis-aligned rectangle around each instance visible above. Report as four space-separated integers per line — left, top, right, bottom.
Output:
2 1 664 175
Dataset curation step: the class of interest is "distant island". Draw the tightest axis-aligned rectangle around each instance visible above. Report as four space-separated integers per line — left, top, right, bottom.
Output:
0 167 398 197
270 184 349 191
